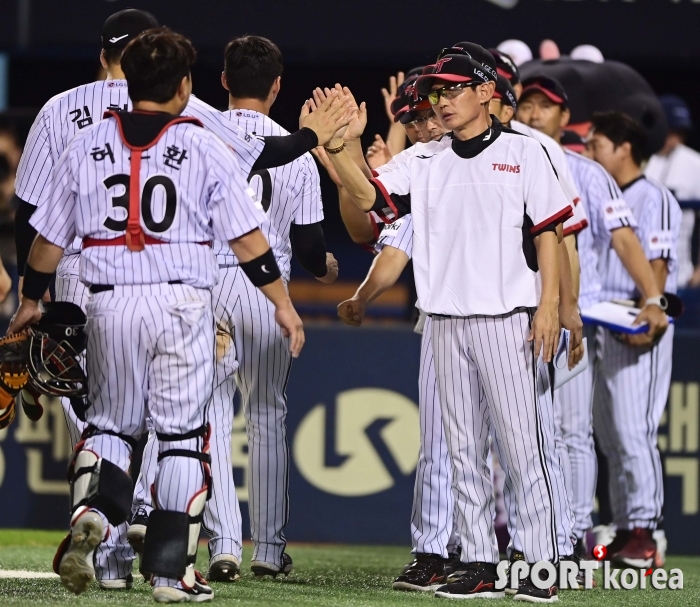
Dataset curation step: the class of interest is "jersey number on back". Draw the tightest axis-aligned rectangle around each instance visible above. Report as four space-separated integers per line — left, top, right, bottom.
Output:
103 174 177 233
248 169 272 213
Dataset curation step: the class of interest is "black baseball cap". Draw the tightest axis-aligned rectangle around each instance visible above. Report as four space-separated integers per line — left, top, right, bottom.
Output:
102 9 159 50
493 75 517 112
520 75 569 108
441 42 498 82
490 48 520 85
561 129 587 153
390 74 420 123
416 54 494 96
405 66 425 79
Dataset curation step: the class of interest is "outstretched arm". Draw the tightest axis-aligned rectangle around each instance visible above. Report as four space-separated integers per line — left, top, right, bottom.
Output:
337 245 409 326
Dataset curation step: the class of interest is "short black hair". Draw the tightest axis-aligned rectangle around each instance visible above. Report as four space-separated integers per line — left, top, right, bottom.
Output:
102 47 124 67
121 27 196 103
223 36 283 101
591 111 648 166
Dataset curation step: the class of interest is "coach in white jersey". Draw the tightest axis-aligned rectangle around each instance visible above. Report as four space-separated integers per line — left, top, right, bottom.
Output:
129 35 341 583
10 29 305 603
325 47 576 602
516 75 669 567
588 112 681 569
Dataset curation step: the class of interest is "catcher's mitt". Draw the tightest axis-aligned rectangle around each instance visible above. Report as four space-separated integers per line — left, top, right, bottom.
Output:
0 333 30 429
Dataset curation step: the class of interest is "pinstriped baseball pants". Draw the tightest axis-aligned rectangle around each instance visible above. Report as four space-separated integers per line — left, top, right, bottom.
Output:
431 309 574 564
593 326 673 530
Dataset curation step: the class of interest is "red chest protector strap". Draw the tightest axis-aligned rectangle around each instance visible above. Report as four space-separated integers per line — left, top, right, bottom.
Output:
89 111 203 252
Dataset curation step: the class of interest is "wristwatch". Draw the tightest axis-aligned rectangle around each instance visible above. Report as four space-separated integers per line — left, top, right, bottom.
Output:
644 295 668 311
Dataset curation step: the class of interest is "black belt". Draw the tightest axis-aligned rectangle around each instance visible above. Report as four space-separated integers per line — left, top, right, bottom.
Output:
89 280 183 294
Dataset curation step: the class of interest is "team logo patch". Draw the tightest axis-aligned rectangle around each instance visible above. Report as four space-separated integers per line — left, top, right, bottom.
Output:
604 200 633 221
434 57 452 73
107 81 127 88
648 230 674 251
492 163 520 173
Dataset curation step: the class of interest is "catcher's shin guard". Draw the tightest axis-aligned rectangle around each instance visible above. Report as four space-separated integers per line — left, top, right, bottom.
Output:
141 487 208 586
69 448 133 526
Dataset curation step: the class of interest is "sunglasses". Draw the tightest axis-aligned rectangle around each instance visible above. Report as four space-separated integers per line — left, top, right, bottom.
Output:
427 82 479 105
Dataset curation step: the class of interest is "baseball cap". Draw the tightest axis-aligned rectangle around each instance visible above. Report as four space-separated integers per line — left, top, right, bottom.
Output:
390 74 420 123
660 94 693 131
490 48 520 85
561 129 587 153
416 54 494 96
405 66 426 79
443 42 498 82
102 9 159 50
493 75 517 112
520 75 569 108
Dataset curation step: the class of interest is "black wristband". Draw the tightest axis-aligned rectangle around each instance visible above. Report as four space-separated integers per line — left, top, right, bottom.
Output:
239 248 282 287
23 264 55 301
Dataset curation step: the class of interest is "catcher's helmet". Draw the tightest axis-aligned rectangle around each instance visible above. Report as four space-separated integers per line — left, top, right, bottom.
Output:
35 302 87 355
27 330 86 398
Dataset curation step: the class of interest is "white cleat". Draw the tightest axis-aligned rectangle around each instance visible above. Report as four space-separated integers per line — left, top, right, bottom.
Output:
98 574 134 590
592 524 616 547
152 579 214 603
58 511 103 595
653 529 667 568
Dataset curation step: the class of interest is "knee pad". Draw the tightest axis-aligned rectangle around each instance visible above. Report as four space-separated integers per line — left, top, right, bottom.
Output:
156 424 212 498
69 448 133 526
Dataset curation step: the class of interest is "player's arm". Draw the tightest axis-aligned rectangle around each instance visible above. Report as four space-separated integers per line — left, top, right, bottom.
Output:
313 146 377 243
381 72 407 156
290 222 338 284
338 245 409 326
650 258 669 292
610 227 668 336
532 230 560 363
558 236 584 368
10 236 65 333
229 229 304 357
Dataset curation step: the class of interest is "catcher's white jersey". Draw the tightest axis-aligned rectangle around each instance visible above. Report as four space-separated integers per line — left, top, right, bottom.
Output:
30 113 266 288
191 107 323 280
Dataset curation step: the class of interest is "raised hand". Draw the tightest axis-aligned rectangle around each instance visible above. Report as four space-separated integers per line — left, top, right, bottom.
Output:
300 91 352 146
366 134 393 169
311 147 343 186
381 72 405 122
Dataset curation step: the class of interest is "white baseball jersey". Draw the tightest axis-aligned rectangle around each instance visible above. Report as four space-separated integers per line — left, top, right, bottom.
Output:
16 79 131 254
564 150 638 310
30 113 266 288
375 214 413 257
191 107 323 280
645 143 700 287
510 120 587 236
372 130 573 316
599 176 682 300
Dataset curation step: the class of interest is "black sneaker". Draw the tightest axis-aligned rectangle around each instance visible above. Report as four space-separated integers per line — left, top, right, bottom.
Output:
392 553 446 592
513 575 559 603
445 551 467 582
251 553 293 578
126 508 149 555
434 562 503 599
504 550 526 596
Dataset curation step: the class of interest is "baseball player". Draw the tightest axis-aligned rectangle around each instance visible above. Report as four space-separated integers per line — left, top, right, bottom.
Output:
588 111 681 569
324 46 575 602
12 8 158 589
517 78 670 566
129 35 340 582
9 28 305 602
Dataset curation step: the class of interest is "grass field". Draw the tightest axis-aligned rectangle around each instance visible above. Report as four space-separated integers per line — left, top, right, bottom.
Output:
0 530 697 606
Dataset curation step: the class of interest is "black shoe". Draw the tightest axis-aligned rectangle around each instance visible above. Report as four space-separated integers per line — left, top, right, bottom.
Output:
434 562 504 599
392 553 446 592
206 554 241 582
126 508 149 555
504 550 526 596
445 552 467 582
513 575 559 603
251 553 293 578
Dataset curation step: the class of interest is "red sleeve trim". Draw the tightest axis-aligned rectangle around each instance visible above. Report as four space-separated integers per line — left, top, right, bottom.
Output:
563 218 589 236
370 177 398 219
572 196 581 206
370 169 379 178
530 205 574 234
